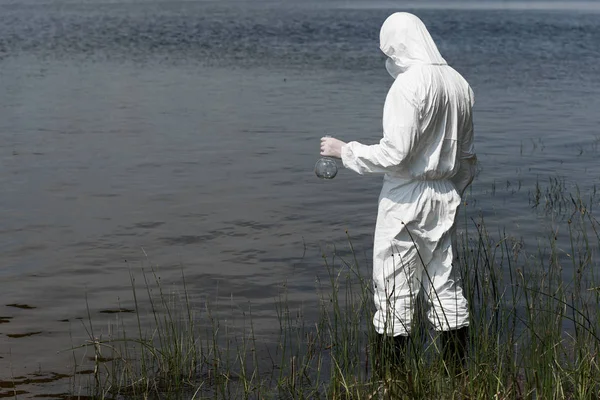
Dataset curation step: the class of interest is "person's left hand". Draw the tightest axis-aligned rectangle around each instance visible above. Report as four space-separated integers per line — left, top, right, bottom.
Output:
320 137 346 159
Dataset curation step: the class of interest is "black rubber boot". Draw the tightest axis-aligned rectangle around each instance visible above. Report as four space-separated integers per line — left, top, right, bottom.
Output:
439 327 468 375
371 333 410 378
392 334 410 366
369 333 411 400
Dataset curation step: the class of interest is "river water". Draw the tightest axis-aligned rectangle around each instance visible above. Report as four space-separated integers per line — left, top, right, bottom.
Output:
1 0 600 396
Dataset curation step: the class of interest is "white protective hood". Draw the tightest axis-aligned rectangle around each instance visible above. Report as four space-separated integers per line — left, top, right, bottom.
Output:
380 12 447 79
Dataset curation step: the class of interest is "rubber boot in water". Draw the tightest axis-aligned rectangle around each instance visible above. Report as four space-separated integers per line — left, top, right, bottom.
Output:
372 333 410 378
440 326 468 375
392 334 409 367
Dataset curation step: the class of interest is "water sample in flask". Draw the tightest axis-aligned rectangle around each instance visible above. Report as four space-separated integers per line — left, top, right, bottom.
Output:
315 157 338 179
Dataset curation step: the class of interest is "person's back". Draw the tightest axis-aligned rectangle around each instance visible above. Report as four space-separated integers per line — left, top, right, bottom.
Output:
385 64 474 184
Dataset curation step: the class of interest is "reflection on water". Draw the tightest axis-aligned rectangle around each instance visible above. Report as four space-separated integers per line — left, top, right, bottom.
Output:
1 0 600 395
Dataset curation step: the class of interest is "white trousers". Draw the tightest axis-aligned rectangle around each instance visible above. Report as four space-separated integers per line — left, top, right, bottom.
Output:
372 179 469 336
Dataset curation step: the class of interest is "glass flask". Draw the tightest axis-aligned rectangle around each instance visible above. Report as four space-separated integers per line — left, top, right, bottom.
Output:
315 156 338 179
315 135 338 179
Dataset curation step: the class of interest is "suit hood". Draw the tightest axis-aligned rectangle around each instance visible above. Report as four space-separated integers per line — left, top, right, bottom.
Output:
380 12 446 77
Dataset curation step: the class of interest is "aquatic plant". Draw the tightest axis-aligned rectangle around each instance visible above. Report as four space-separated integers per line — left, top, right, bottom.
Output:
66 190 599 399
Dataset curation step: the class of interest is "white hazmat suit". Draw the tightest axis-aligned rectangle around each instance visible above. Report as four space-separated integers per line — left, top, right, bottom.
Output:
341 13 477 336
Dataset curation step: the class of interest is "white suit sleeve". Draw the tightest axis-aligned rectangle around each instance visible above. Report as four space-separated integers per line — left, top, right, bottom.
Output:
340 89 420 175
451 134 476 196
451 89 477 196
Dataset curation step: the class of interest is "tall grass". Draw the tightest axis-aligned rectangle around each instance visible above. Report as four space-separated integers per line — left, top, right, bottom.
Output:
71 191 600 399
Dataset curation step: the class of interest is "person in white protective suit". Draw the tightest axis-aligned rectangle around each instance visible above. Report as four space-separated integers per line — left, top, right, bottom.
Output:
320 12 477 370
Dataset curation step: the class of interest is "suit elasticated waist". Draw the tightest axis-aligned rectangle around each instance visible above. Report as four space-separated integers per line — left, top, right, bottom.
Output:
386 173 451 182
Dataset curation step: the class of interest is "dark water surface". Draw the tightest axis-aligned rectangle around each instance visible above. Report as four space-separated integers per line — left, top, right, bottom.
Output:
1 0 600 395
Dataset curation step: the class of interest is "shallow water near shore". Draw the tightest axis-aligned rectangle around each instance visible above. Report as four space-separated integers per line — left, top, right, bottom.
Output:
1 0 600 396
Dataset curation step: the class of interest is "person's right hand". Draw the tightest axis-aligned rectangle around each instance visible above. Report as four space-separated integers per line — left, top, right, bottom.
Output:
320 137 346 159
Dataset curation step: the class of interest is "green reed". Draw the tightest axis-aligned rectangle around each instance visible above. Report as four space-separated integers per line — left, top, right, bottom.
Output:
69 189 599 399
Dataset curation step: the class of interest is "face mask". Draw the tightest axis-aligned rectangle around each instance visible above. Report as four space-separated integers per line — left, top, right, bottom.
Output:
385 57 405 79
